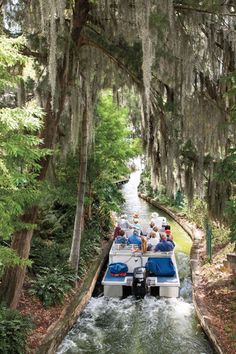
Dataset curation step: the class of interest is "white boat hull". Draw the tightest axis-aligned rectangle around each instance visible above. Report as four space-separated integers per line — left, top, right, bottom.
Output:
102 242 180 298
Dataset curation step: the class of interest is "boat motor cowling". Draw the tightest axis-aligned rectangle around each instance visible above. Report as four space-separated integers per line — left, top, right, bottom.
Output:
132 267 147 298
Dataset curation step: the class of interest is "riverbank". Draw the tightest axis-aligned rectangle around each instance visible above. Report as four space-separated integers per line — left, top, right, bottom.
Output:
18 238 113 354
139 193 236 354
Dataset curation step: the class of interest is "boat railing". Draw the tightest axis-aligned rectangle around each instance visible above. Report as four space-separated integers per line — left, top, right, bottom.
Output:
111 242 174 257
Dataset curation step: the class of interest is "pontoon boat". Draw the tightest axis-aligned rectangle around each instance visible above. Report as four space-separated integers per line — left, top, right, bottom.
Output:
102 242 180 298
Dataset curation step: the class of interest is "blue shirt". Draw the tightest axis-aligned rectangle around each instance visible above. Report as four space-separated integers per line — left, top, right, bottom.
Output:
127 234 142 246
154 240 174 252
167 237 175 247
115 236 127 244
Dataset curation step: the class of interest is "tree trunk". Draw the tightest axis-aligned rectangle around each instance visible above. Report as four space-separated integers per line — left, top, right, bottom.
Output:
0 100 58 308
69 105 90 272
0 0 91 309
88 183 92 219
0 207 38 308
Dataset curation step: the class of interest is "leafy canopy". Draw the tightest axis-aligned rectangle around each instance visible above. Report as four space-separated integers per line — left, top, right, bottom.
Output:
0 35 48 269
87 90 141 211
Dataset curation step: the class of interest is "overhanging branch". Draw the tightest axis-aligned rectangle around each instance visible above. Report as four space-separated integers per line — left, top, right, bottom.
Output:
174 4 236 17
79 35 142 87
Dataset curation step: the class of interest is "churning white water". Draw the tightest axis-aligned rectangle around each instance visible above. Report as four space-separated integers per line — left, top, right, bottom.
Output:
57 295 212 354
56 167 214 354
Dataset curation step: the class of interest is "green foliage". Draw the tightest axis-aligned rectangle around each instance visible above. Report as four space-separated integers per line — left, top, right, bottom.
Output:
0 306 33 354
30 203 105 281
0 104 48 238
225 199 236 244
0 246 31 277
215 149 236 245
182 198 230 247
138 167 170 204
181 197 208 228
0 34 51 274
0 34 50 239
29 266 76 307
29 238 70 275
87 90 139 213
215 148 236 183
0 36 26 89
180 139 198 165
50 155 80 208
93 91 136 177
87 30 143 81
78 225 102 277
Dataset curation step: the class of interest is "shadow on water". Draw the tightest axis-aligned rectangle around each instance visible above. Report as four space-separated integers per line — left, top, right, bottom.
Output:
56 169 214 354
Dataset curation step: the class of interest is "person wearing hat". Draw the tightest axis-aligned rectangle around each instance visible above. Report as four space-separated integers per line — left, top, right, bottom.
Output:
165 229 172 236
151 212 165 230
150 212 159 225
165 229 175 247
133 212 139 220
132 218 142 234
117 214 132 230
127 229 142 247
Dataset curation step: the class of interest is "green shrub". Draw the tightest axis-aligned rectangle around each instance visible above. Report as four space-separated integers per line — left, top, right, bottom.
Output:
29 238 70 274
78 228 103 277
29 266 76 307
181 197 208 228
0 307 33 354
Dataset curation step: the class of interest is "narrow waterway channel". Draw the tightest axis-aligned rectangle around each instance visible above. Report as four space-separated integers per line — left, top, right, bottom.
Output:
56 169 214 354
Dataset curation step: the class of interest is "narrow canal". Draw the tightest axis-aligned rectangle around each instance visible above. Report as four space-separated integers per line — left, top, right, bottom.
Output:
56 169 214 354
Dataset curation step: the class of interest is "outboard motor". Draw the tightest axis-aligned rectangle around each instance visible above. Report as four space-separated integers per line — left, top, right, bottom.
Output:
132 267 147 298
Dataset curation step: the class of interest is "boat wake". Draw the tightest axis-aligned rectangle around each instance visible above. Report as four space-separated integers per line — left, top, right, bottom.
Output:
56 295 213 354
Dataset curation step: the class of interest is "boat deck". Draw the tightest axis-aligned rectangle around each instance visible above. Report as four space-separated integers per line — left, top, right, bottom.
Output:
103 269 179 287
102 241 180 298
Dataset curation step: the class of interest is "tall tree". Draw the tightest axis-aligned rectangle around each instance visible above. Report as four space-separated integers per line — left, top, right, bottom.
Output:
0 36 48 306
0 0 91 308
69 100 90 272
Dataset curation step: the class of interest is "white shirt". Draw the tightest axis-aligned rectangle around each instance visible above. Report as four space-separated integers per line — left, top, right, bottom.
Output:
148 235 160 247
151 216 167 229
117 218 132 230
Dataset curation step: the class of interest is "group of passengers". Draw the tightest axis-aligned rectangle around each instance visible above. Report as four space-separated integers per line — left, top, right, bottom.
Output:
114 212 175 252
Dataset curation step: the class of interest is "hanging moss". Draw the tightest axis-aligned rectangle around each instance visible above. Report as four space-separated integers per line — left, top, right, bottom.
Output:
3 0 236 222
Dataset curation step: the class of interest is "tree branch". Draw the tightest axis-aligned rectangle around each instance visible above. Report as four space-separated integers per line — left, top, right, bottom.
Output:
79 35 142 87
174 4 236 17
20 45 46 60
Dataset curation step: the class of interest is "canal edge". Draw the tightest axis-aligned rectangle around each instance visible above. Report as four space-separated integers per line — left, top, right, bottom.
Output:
138 193 224 354
35 237 113 354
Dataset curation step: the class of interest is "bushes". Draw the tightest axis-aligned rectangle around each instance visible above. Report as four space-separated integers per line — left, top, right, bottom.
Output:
29 237 70 275
28 195 110 307
0 307 32 354
78 227 103 277
29 266 76 307
181 197 207 228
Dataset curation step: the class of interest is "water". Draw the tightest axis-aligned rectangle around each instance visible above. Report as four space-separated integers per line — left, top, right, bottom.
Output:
56 169 214 354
